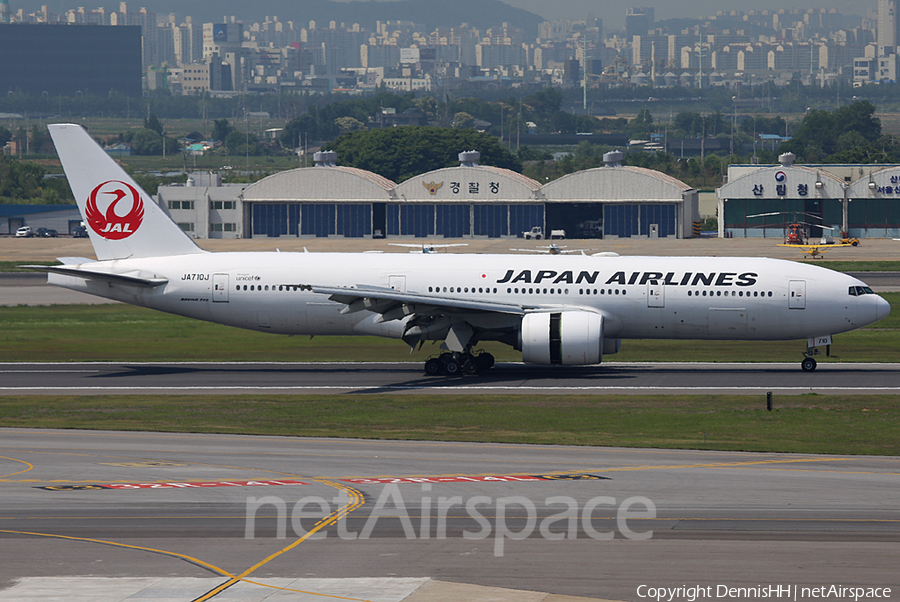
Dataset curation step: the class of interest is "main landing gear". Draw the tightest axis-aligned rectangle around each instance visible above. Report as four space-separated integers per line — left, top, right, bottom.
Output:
424 351 495 376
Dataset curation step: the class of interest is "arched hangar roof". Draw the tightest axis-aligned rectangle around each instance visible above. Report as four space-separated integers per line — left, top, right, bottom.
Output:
241 166 397 202
847 165 900 199
718 164 844 199
394 165 541 203
540 165 693 203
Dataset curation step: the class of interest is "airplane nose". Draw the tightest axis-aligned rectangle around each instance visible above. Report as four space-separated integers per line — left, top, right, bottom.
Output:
876 295 891 322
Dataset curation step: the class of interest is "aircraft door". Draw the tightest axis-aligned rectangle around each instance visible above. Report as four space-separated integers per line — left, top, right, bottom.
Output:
647 282 665 308
389 275 406 292
789 280 806 309
212 273 229 303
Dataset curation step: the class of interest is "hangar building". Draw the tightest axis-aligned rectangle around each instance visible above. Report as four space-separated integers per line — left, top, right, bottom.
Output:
846 167 900 238
241 152 398 239
541 151 698 239
1 204 82 235
386 151 544 238
718 153 900 239
155 150 699 240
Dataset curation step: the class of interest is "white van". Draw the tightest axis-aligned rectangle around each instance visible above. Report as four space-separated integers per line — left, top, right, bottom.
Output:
15 226 33 238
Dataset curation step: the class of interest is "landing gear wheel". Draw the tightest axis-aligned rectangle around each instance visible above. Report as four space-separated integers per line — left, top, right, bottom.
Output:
443 357 461 375
476 352 495 371
801 357 817 372
462 359 480 375
424 357 442 376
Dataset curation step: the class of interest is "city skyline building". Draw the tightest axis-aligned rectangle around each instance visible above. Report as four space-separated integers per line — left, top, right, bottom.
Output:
0 2 888 97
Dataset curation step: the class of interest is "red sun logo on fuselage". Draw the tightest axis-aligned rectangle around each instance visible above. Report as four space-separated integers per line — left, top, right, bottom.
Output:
85 180 144 240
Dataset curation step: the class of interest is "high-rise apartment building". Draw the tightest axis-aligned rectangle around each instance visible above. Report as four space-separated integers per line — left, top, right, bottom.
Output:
625 7 654 39
878 0 898 51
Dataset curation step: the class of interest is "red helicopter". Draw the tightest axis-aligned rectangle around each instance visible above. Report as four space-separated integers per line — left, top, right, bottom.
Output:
746 212 859 258
784 222 807 245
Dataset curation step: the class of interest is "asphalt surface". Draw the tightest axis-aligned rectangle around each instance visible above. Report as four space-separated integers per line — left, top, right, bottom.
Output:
1 430 898 602
3 361 900 395
2 240 899 600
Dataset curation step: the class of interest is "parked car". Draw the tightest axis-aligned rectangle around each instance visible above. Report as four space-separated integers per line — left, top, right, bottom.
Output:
72 226 89 238
36 228 58 238
15 226 33 238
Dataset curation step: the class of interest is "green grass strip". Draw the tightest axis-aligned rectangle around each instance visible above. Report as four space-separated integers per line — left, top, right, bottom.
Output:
1 394 898 456
0 261 58 273
799 260 900 272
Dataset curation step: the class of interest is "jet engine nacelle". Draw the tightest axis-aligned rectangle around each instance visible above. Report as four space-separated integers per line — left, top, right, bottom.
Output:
520 311 604 365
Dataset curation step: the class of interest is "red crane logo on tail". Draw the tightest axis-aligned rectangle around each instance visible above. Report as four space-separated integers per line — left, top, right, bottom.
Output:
85 180 144 240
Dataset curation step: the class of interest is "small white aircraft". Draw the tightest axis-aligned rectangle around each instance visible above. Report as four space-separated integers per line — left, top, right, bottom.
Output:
33 124 890 374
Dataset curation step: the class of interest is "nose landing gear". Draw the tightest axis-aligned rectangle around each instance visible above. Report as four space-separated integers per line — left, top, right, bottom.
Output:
801 336 832 372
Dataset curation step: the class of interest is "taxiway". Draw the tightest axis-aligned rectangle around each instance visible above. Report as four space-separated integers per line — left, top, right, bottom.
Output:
1 429 898 601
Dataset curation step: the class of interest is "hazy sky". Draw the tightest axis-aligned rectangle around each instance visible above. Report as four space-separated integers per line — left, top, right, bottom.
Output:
499 0 874 28
9 0 877 28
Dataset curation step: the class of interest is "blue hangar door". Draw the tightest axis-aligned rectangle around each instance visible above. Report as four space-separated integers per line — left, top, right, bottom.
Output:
603 204 676 238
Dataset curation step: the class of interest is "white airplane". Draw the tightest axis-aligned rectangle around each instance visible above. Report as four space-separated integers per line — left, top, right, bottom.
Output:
33 123 890 375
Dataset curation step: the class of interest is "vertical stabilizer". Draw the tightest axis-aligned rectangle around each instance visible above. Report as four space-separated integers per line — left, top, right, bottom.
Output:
48 123 205 260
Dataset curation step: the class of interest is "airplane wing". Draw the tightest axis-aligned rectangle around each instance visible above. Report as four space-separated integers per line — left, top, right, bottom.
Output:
301 284 538 351
21 264 169 287
305 284 532 319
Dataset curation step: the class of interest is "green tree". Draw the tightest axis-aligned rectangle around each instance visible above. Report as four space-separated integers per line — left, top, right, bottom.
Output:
739 115 787 136
0 126 11 147
780 100 881 161
627 108 654 138
327 126 521 182
212 118 234 142
452 112 475 129
335 116 365 134
550 110 576 134
280 114 319 149
130 129 179 156
29 125 48 154
224 129 265 156
144 112 164 135
523 87 562 114
0 155 54 202
131 129 163 155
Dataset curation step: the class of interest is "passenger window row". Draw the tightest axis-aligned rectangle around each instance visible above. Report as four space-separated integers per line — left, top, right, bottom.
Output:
688 290 772 298
235 284 301 292
428 286 499 294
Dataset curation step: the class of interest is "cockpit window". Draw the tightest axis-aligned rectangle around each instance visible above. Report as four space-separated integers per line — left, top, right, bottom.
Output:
850 286 875 296
849 287 858 296
863 286 874 294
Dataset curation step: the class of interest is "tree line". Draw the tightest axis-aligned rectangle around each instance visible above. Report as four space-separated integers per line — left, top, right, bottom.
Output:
1 96 894 202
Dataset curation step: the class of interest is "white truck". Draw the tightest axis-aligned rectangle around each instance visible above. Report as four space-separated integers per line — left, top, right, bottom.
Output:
523 226 565 240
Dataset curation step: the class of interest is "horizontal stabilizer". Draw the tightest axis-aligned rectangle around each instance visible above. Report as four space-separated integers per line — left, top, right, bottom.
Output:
20 265 168 287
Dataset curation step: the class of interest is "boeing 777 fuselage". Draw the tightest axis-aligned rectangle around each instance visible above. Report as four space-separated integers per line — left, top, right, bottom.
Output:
35 124 891 375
